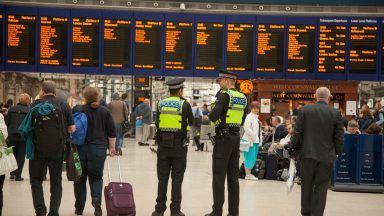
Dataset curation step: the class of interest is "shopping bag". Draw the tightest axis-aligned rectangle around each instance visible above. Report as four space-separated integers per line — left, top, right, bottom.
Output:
286 158 296 194
240 139 251 152
66 143 82 181
0 131 18 176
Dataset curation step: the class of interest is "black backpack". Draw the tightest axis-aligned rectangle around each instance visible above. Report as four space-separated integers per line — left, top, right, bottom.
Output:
193 108 202 127
33 102 67 152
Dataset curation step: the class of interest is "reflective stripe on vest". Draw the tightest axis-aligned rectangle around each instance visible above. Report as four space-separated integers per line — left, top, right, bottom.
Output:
213 89 247 128
158 97 185 132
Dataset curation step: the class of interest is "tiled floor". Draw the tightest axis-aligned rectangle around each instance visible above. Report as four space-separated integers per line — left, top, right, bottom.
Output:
3 139 384 216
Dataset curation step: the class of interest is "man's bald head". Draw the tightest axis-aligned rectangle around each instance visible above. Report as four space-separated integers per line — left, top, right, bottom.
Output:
315 87 331 103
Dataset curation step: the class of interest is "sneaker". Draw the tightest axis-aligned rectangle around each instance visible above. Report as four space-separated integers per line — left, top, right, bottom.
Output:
245 174 258 181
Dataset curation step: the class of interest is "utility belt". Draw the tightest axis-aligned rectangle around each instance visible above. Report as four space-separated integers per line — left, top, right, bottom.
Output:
157 131 189 148
215 127 240 137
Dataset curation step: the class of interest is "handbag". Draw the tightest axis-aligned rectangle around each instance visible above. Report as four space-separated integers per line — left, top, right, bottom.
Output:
240 139 251 152
0 132 18 176
66 143 82 181
136 119 143 128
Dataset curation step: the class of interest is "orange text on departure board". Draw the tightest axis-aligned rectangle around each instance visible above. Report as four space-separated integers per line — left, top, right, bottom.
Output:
350 26 377 63
318 25 346 72
227 23 253 53
72 18 99 43
135 20 162 44
40 16 68 65
165 21 192 70
104 19 131 40
287 25 315 72
257 24 284 72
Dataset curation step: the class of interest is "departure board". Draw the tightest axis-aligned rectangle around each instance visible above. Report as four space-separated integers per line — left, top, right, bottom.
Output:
72 17 99 67
256 24 284 72
134 20 162 69
0 14 3 63
104 19 131 68
165 21 193 70
195 22 223 70
382 22 384 74
7 15 36 64
287 25 315 73
318 21 347 73
226 23 254 71
40 16 68 66
350 21 378 74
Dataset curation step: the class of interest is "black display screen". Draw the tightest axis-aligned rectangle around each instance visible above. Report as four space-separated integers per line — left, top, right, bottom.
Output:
165 21 193 70
72 17 99 67
287 25 315 73
382 23 384 74
0 14 3 64
195 22 223 71
256 24 284 72
104 19 131 68
226 23 254 71
40 16 68 66
349 25 378 74
318 25 347 73
7 14 36 64
134 20 162 69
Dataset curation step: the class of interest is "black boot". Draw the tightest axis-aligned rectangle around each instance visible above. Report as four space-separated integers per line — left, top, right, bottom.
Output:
171 211 185 216
151 211 164 216
92 198 102 216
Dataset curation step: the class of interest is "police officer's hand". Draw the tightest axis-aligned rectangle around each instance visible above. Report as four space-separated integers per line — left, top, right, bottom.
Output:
109 148 117 157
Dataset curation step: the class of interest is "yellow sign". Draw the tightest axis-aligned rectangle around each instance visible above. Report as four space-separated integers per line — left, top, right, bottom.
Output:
239 80 253 95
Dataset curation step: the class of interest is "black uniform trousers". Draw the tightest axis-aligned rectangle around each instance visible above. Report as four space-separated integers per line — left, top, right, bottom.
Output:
300 158 333 216
211 134 240 216
8 133 26 178
155 143 187 213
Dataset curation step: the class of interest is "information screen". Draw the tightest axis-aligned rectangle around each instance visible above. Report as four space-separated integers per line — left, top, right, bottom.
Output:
0 14 3 63
104 19 131 68
40 16 68 66
350 24 378 74
165 21 192 70
382 23 384 74
257 24 284 72
7 14 36 64
134 20 162 69
226 23 254 71
287 25 315 73
195 22 223 70
318 25 347 73
72 17 99 67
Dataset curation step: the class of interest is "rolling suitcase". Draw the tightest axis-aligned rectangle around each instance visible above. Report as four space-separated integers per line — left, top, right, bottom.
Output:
104 156 136 216
265 153 278 180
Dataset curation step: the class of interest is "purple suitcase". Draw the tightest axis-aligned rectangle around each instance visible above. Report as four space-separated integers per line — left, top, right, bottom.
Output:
104 156 136 216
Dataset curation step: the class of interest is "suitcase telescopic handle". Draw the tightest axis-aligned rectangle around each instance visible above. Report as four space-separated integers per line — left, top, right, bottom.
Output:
106 155 123 183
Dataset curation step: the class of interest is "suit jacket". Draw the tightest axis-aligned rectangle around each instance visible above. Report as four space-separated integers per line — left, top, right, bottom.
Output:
273 124 287 142
292 101 344 164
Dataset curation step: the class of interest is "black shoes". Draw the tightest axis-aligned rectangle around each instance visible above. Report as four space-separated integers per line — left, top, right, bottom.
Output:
171 211 185 216
139 142 149 146
196 143 205 151
10 174 15 180
92 198 102 216
151 211 164 216
75 210 83 215
15 177 24 181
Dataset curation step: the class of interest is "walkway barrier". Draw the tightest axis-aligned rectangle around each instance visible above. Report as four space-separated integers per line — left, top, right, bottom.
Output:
332 134 384 193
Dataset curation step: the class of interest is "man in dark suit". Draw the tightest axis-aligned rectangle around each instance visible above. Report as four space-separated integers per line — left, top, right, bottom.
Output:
290 87 344 216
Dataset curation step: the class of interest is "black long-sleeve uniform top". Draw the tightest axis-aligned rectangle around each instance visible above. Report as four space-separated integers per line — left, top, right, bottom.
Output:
156 96 194 136
209 89 247 133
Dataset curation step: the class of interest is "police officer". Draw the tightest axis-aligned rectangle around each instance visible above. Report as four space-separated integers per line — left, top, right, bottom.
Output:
152 78 194 216
205 70 247 216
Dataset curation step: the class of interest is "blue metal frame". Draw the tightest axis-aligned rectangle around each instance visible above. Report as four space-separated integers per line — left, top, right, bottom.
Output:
225 15 255 79
133 12 164 77
70 9 102 75
5 6 38 72
0 5 5 71
285 16 318 80
38 8 70 73
255 16 285 79
347 18 380 81
194 13 225 78
316 17 348 81
163 13 194 77
102 10 133 76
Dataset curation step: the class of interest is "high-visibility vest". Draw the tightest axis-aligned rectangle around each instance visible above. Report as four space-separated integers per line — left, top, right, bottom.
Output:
212 89 247 128
158 97 186 132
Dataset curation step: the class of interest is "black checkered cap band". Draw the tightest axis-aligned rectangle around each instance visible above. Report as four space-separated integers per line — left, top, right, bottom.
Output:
219 73 237 80
168 83 184 89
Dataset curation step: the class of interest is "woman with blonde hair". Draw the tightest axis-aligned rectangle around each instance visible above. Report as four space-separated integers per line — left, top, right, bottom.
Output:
6 93 31 181
241 101 262 180
72 87 116 216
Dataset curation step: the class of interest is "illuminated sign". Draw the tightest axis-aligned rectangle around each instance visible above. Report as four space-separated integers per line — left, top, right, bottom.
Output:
257 24 284 72
195 22 223 70
104 19 131 68
226 23 254 71
287 25 315 73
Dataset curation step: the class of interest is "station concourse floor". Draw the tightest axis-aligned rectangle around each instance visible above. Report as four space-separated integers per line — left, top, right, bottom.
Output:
3 138 384 216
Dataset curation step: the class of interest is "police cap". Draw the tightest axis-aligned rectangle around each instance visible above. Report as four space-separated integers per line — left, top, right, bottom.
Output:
217 70 238 81
165 78 185 90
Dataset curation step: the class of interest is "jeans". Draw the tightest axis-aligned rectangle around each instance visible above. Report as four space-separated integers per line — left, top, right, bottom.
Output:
29 148 64 216
74 144 107 212
115 123 124 150
9 134 26 178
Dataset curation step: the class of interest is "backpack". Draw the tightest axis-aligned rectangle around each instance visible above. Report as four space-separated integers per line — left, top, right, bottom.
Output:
33 102 67 152
71 112 88 146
